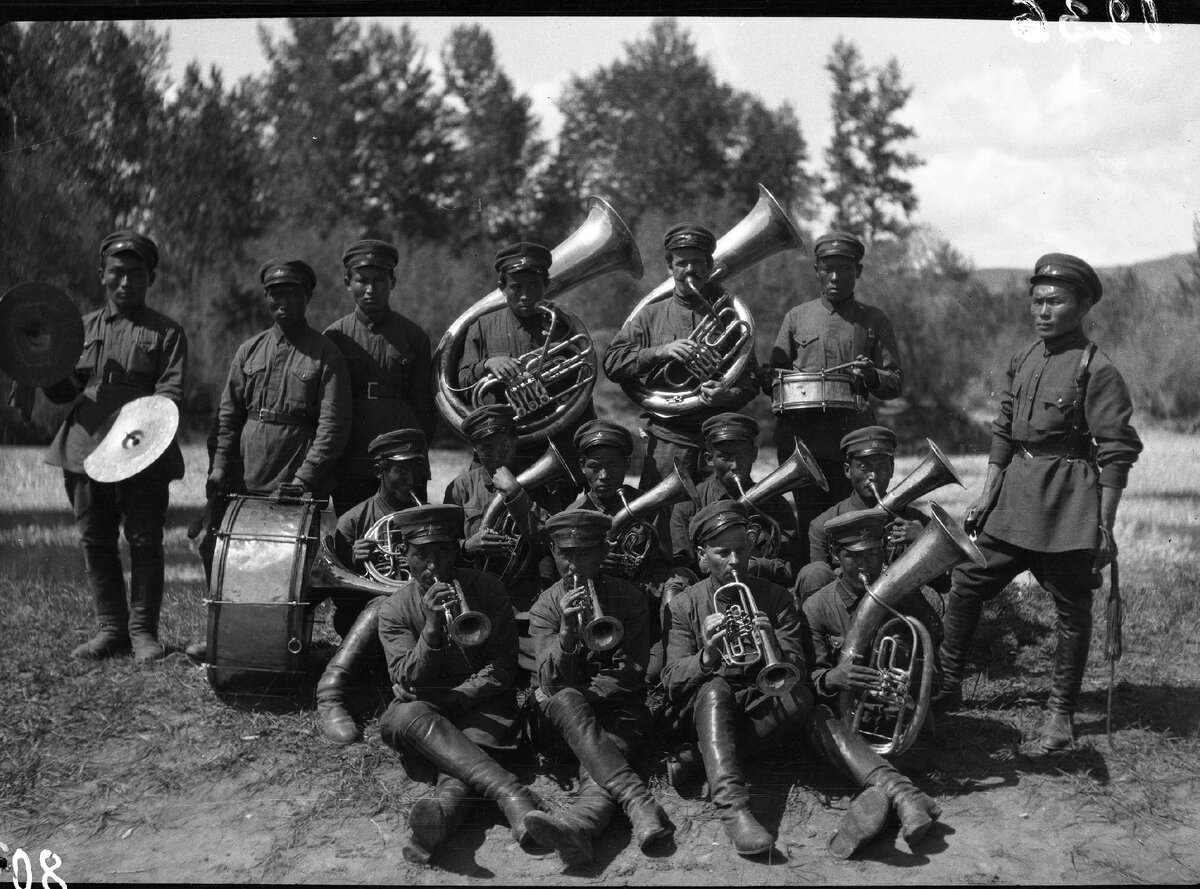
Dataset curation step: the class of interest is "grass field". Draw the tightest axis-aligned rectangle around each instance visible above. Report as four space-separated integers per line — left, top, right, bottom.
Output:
1 431 1198 884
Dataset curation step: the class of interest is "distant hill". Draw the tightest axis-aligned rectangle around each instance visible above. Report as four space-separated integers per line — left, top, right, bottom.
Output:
973 252 1194 295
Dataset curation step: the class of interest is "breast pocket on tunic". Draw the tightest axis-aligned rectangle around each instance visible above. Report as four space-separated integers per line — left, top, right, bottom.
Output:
795 331 820 351
384 343 413 387
126 339 162 379
78 337 104 378
1030 386 1080 432
287 361 321 413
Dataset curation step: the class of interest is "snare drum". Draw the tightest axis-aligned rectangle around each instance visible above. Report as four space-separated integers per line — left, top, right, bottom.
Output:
204 494 325 691
771 371 865 414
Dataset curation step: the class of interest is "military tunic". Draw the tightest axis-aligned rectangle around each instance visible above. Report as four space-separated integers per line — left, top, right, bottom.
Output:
212 323 351 496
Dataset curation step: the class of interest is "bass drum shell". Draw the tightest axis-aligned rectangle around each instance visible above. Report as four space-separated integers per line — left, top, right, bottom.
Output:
204 495 325 692
771 371 864 414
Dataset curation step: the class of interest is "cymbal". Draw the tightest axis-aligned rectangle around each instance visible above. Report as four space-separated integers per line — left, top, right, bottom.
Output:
84 395 179 483
0 282 84 386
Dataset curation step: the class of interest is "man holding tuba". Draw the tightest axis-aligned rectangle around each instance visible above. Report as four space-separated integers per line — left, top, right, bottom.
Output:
768 233 903 541
603 224 762 489
524 510 674 867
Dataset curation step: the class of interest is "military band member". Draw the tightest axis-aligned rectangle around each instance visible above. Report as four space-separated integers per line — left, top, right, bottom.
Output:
325 239 437 512
316 429 428 744
44 231 187 662
670 413 799 588
603 224 761 489
376 505 541 864
768 232 902 540
936 253 1142 753
794 426 929 602
523 510 674 866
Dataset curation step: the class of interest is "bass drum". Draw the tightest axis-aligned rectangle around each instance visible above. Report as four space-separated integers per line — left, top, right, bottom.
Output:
204 494 326 691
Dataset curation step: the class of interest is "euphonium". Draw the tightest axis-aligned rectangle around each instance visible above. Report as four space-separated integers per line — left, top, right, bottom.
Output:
712 569 802 697
869 438 965 566
733 437 828 558
434 196 643 446
837 503 985 755
617 184 805 418
432 573 492 648
567 574 624 652
605 458 699 581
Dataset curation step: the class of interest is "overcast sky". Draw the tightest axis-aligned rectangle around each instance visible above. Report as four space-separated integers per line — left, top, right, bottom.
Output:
140 15 1200 270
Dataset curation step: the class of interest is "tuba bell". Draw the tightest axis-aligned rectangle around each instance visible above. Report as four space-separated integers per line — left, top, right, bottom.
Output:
309 536 401 599
734 437 828 558
837 503 985 755
869 438 965 566
605 458 699 582
711 569 802 696
434 197 643 447
616 184 805 418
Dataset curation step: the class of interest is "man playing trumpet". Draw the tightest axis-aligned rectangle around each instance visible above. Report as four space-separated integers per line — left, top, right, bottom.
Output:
376 504 541 864
603 224 762 488
524 509 674 867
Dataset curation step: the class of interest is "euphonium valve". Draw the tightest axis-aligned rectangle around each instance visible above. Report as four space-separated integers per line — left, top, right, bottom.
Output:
434 573 492 648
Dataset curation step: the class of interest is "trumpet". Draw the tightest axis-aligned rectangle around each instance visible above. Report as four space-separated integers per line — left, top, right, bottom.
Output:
566 574 624 653
711 569 801 696
433 573 492 648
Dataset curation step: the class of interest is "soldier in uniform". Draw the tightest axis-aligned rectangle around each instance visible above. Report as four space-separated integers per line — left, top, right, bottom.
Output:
768 232 902 540
936 253 1142 753
375 504 542 864
44 231 187 662
794 426 929 602
316 429 428 744
522 510 674 867
670 413 799 588
603 224 762 489
325 239 437 513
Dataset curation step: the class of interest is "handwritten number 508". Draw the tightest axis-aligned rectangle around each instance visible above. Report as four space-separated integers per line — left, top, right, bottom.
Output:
1012 0 1162 43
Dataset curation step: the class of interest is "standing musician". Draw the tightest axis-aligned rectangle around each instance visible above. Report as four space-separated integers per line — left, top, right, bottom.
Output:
670 413 799 588
768 232 902 540
44 230 187 662
316 429 428 745
936 253 1142 753
603 224 761 489
458 241 596 481
324 239 437 513
375 504 542 864
523 510 674 867
794 426 928 603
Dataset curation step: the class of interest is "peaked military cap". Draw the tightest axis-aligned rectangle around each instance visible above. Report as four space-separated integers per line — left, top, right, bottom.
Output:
841 425 898 459
546 509 612 549
100 230 159 271
664 223 717 256
574 419 634 456
494 242 553 276
814 231 866 262
1030 252 1102 304
259 258 317 292
826 508 887 553
690 499 750 546
343 239 400 272
369 429 427 462
461 403 517 441
702 412 759 445
392 504 464 545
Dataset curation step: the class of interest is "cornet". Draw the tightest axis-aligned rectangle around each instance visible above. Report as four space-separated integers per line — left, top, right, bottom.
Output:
711 569 801 697
432 573 492 648
566 574 624 653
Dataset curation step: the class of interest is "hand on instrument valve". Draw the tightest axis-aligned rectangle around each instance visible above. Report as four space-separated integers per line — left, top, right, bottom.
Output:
658 339 719 378
887 516 923 548
848 355 879 388
824 660 884 694
699 611 730 671
484 355 524 383
464 527 512 557
351 536 376 566
557 584 590 650
420 578 458 632
206 467 230 500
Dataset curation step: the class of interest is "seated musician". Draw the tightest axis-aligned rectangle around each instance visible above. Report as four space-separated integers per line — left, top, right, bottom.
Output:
458 241 596 480
602 223 761 489
670 413 799 588
523 510 674 866
316 429 427 744
567 419 674 684
795 426 928 603
376 504 542 864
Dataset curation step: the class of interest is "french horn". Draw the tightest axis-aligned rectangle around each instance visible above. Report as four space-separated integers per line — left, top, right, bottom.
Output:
433 196 643 447
616 184 805 418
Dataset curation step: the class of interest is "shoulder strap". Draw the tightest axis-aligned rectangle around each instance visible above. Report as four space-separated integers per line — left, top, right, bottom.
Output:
1070 342 1098 454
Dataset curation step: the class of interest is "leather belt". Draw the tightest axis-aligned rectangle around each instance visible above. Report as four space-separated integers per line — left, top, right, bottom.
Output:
1016 442 1091 460
255 408 314 428
365 381 400 400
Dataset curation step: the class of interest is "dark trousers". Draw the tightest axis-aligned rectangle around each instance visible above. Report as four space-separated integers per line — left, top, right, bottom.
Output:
940 532 1100 715
671 675 813 753
530 690 651 761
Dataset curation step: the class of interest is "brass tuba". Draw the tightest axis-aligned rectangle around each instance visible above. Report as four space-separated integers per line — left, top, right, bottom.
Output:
869 438 965 566
712 569 802 696
434 197 643 447
734 437 828 558
838 503 985 755
605 458 699 582
616 184 805 418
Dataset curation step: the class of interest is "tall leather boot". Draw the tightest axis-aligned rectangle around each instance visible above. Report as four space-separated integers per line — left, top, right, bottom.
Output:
129 544 166 662
805 711 891 858
539 690 672 855
316 599 383 744
399 708 539 847
932 591 984 711
72 545 131 659
524 769 617 867
403 773 475 864
694 683 773 856
1040 592 1092 752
